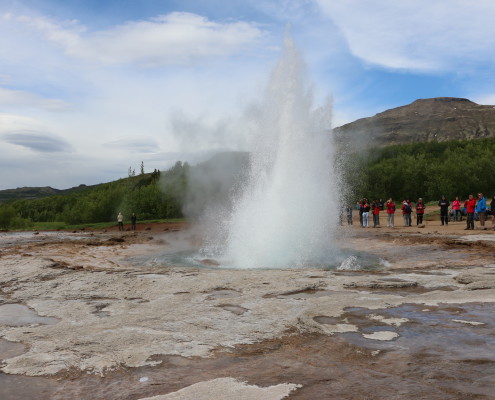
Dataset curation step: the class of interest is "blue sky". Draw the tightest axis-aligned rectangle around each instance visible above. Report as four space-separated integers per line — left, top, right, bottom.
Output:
1 0 495 189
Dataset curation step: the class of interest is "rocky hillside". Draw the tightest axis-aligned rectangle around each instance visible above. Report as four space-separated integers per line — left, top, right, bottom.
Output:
334 97 495 149
0 184 91 203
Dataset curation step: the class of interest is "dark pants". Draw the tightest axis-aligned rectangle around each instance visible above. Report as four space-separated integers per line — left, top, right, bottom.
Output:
478 212 486 226
453 209 460 221
404 213 412 226
373 214 380 227
466 213 474 229
440 212 449 225
118 222 124 231
417 214 423 225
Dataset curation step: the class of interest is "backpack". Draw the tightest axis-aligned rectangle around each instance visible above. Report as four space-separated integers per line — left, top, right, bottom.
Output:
404 203 411 213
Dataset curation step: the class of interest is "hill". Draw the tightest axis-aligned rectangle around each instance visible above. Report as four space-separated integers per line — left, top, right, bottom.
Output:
334 97 495 148
0 184 93 203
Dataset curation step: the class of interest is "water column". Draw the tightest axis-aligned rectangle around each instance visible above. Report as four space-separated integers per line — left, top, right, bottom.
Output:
222 36 338 269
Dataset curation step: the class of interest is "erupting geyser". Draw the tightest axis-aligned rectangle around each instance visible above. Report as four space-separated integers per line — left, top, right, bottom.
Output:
206 36 338 269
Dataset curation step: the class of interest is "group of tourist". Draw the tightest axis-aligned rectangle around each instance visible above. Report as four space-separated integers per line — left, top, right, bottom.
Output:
350 193 495 230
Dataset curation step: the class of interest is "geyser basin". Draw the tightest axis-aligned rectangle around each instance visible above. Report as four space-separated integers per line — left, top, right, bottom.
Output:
124 248 386 271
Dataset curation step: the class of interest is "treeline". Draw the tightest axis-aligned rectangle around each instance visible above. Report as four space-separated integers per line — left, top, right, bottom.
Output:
342 138 495 202
0 162 189 229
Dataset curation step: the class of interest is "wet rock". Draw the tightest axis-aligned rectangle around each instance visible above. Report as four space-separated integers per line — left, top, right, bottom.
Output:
455 267 495 289
344 280 418 289
106 237 125 244
199 259 220 266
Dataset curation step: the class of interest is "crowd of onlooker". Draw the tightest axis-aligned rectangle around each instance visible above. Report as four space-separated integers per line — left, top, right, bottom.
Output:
342 193 495 231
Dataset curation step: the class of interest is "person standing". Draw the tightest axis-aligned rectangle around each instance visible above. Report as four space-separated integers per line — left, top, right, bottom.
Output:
117 212 124 231
372 200 381 227
402 200 412 227
416 198 426 225
131 213 137 231
464 194 476 230
475 193 487 228
438 195 450 225
491 195 495 230
346 206 353 225
452 197 461 222
359 199 364 227
362 198 371 228
386 198 395 227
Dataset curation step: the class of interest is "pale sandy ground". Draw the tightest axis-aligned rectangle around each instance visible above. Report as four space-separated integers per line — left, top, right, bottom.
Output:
0 220 495 399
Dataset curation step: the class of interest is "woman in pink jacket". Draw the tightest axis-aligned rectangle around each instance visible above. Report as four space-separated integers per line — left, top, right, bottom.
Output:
452 196 461 222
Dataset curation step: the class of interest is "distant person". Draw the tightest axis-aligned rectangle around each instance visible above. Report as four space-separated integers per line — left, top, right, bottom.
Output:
338 207 343 225
401 200 412 226
491 195 495 230
416 198 425 225
372 199 380 227
452 196 461 222
438 195 450 225
359 199 365 227
464 194 476 230
346 206 353 225
131 213 137 231
117 212 124 231
475 192 487 228
362 198 371 228
385 198 395 227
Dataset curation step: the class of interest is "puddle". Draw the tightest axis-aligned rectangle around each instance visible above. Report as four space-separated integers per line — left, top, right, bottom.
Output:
313 316 341 325
0 373 56 400
218 304 249 315
0 338 26 360
0 304 59 326
338 303 495 361
204 289 240 300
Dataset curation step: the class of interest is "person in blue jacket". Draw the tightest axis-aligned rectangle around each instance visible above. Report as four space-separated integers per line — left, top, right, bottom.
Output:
476 192 487 228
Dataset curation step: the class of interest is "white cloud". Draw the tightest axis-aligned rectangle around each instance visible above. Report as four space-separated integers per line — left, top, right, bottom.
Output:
104 137 161 153
472 94 495 106
0 88 68 111
11 12 265 66
315 0 495 72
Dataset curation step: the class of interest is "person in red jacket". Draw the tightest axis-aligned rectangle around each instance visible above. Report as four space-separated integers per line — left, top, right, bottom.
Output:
372 199 381 227
415 198 426 225
464 194 476 230
385 198 395 227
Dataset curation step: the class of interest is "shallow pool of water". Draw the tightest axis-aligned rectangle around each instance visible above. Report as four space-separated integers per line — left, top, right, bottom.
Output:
0 304 59 326
123 248 386 271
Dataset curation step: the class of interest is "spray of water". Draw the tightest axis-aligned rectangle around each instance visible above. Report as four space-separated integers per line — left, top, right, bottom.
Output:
204 35 338 269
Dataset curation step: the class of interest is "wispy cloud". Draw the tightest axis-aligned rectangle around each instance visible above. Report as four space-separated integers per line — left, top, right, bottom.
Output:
104 137 161 153
0 88 68 111
3 131 72 152
315 0 495 72
7 12 265 67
